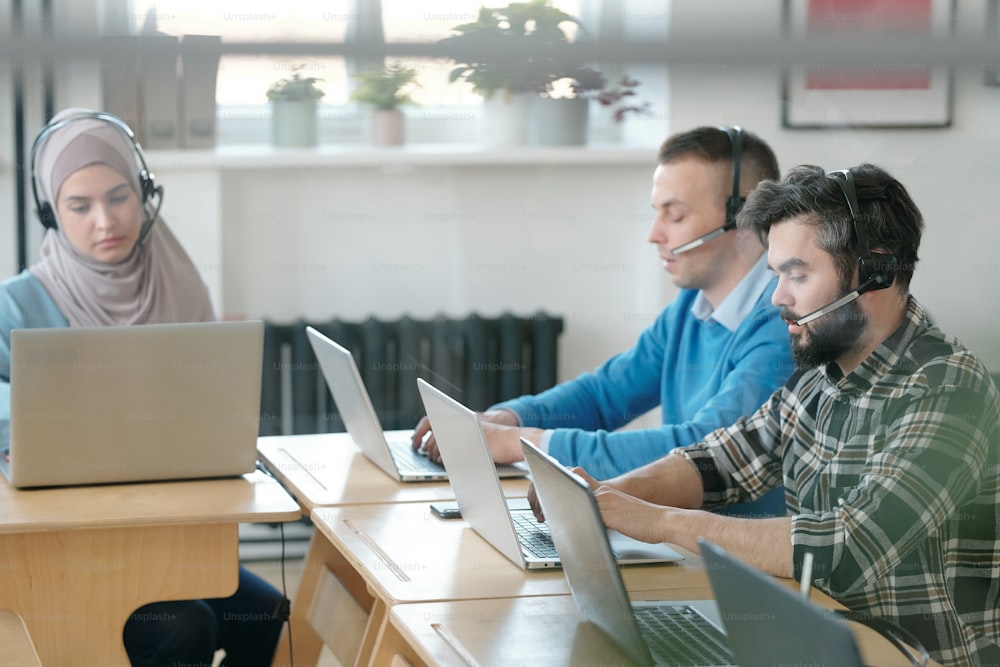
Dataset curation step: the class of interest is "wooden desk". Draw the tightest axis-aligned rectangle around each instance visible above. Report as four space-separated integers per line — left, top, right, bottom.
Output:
283 502 705 667
257 433 530 516
377 590 941 667
0 471 300 666
260 434 535 667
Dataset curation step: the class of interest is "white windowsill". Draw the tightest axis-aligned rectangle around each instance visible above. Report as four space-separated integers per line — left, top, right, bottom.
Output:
144 143 656 170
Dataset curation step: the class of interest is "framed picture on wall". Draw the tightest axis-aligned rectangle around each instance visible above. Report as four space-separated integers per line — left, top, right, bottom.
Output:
985 0 1000 86
782 0 954 128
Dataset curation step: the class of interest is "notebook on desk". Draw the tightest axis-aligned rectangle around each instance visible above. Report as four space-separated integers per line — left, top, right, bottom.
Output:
417 378 679 569
519 437 865 667
2 321 263 489
305 326 526 482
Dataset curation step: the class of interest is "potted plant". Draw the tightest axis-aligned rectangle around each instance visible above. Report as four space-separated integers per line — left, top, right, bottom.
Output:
266 65 325 147
349 62 420 146
528 65 651 145
440 0 582 145
441 1 649 146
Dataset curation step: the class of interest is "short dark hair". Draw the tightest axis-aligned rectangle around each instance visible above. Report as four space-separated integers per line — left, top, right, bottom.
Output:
657 126 780 185
739 163 923 289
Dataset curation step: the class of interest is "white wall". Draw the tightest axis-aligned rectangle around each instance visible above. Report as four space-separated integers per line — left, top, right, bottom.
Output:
210 157 662 382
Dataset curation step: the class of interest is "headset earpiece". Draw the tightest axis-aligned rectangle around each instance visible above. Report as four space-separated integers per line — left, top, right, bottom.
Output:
37 202 57 230
859 252 898 293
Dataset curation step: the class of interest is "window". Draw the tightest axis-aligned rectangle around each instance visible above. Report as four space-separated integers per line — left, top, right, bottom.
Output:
128 0 582 108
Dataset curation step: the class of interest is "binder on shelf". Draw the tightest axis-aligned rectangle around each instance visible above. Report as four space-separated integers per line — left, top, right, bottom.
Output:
179 35 222 149
100 36 142 138
137 34 181 149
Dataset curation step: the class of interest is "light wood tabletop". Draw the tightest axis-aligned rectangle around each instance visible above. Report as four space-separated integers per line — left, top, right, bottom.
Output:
0 471 300 666
257 433 530 515
376 591 940 667
278 501 707 667
378 589 937 667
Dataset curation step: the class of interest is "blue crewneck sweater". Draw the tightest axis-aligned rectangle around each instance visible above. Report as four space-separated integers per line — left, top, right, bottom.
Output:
493 280 793 517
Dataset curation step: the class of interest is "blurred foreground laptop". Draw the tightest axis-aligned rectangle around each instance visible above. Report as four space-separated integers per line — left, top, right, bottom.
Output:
1 321 263 489
520 437 865 667
306 326 526 482
417 378 678 569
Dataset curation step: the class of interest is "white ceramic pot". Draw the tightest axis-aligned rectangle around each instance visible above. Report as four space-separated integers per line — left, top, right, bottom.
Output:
528 97 589 146
371 109 405 146
482 91 533 146
271 99 319 148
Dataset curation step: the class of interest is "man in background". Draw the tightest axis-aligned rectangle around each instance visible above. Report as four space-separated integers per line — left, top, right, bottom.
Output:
415 126 792 516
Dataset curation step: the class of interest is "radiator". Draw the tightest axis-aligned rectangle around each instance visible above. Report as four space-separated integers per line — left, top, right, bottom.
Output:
259 312 564 436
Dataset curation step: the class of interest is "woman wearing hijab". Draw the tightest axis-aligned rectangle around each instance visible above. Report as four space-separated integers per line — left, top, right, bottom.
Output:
0 109 285 666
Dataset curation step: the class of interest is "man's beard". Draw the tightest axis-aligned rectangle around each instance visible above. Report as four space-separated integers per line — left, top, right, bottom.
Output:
783 299 867 370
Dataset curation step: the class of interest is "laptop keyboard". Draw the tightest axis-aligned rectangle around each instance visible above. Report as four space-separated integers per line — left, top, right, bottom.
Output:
509 511 559 559
388 439 445 474
634 605 734 666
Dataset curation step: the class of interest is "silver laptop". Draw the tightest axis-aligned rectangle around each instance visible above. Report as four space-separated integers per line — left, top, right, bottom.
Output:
2 321 263 489
417 378 680 569
521 438 864 667
305 327 526 482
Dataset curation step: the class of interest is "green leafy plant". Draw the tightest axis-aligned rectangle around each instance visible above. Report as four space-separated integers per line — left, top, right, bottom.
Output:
266 65 326 102
440 0 582 98
441 1 650 122
349 63 420 110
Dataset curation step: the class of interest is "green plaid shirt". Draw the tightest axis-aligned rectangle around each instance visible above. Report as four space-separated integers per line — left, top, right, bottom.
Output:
679 297 1000 666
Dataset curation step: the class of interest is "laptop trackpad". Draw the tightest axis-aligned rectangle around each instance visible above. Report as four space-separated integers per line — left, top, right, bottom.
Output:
607 530 684 562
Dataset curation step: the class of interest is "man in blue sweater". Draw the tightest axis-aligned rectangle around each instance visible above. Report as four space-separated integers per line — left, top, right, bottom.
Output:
414 126 793 516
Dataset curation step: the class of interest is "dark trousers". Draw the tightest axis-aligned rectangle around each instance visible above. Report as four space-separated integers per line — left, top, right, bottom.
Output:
123 566 285 667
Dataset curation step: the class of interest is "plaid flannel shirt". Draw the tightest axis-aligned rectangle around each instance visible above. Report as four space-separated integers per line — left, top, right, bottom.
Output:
679 297 1000 666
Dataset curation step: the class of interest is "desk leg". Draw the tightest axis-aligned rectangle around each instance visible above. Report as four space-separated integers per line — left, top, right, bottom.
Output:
355 595 388 667
369 613 427 667
273 529 376 667
0 523 238 667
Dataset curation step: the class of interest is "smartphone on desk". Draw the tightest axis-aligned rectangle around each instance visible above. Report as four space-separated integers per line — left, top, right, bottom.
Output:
429 497 534 520
429 501 462 519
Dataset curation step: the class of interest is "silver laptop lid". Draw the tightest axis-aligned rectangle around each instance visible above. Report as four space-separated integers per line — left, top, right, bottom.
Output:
700 540 864 667
417 378 536 567
305 326 408 479
519 436 653 665
8 321 262 488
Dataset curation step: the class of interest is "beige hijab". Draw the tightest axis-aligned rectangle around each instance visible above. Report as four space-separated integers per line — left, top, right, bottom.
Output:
30 109 215 326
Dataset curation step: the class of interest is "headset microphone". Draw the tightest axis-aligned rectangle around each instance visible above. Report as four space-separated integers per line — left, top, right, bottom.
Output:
793 276 879 326
670 125 745 256
792 169 898 327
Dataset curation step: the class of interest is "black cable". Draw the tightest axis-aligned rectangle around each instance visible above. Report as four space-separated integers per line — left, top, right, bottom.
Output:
280 521 294 666
12 0 27 272
41 0 54 122
835 610 929 667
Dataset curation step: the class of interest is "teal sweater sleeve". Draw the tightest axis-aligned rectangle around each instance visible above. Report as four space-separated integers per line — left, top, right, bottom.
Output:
0 271 69 440
492 284 793 516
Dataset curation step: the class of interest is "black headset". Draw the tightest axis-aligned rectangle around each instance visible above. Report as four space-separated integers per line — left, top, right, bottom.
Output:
669 125 745 255
828 169 898 292
793 169 898 326
30 111 162 239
